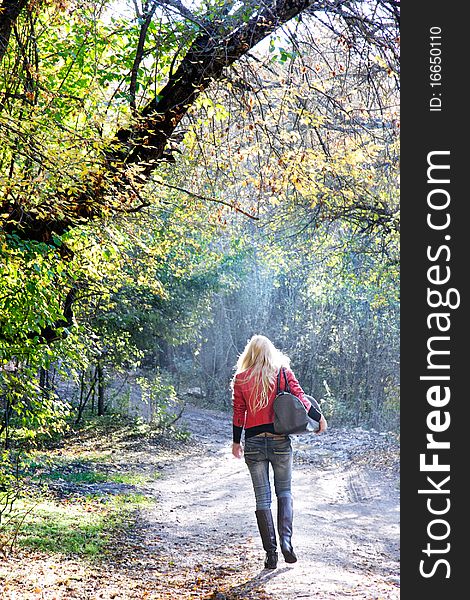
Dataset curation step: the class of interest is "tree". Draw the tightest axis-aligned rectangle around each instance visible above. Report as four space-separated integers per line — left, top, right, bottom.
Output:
0 0 400 438
1 1 399 241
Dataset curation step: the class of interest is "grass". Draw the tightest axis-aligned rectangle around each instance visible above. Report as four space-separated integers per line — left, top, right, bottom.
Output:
31 469 152 486
1 413 186 559
107 473 152 485
5 493 151 557
1 448 155 559
23 454 154 487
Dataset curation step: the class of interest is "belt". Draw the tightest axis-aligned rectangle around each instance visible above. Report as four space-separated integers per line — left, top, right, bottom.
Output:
255 432 287 439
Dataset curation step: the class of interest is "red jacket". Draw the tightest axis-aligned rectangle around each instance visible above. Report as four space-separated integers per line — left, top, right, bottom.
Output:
232 367 312 434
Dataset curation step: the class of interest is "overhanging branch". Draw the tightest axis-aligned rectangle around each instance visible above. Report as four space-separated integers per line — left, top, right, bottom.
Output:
157 180 259 220
109 1 316 175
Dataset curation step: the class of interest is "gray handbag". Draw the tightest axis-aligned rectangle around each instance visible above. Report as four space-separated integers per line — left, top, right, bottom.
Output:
273 368 321 435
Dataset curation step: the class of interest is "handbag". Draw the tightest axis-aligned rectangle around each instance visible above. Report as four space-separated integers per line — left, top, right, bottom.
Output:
273 368 321 435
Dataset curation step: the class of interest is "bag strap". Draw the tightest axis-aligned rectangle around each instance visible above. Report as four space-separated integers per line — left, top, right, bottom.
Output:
277 367 291 394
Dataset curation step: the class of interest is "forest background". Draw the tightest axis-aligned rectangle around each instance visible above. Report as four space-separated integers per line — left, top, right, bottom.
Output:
0 0 399 559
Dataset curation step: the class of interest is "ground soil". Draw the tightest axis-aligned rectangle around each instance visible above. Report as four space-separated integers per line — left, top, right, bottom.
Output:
0 404 400 599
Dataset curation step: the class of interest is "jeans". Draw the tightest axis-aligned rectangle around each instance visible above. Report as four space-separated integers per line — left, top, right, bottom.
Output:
244 435 293 510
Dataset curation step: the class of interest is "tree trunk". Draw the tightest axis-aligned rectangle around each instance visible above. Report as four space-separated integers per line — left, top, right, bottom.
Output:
0 0 28 63
75 368 97 424
2 1 317 243
97 361 105 417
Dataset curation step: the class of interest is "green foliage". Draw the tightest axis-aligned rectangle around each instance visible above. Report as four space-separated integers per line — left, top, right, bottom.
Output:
0 1 200 226
0 450 23 502
0 365 71 449
137 372 183 429
0 0 399 445
0 236 71 355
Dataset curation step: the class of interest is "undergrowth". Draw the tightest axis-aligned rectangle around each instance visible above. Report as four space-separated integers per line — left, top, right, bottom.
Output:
2 492 151 557
0 412 187 559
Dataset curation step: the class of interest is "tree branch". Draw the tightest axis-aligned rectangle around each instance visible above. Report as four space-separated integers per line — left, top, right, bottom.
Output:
129 1 159 114
0 0 28 63
2 1 399 244
110 1 316 175
156 180 259 220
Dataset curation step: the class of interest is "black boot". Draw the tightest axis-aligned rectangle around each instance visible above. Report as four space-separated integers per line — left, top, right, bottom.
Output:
255 509 278 569
277 495 297 563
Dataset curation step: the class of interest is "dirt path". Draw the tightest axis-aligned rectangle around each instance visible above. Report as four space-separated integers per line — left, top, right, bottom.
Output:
144 404 400 599
0 404 399 599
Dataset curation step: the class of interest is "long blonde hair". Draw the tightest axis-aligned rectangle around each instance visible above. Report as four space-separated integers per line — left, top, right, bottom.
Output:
233 335 291 412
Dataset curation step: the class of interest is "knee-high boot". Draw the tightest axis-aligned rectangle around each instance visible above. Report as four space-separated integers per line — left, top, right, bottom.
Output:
277 495 297 563
255 509 278 569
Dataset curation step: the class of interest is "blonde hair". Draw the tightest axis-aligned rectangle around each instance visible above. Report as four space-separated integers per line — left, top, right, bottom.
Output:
233 335 290 412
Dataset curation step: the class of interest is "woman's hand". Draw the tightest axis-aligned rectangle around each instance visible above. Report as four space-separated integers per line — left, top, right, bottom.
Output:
232 442 244 459
316 415 328 434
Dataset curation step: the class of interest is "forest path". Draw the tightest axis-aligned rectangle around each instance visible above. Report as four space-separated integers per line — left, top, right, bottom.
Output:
0 404 399 599
143 403 400 599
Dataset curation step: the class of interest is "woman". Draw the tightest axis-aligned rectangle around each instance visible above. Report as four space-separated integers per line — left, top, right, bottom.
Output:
231 334 327 570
